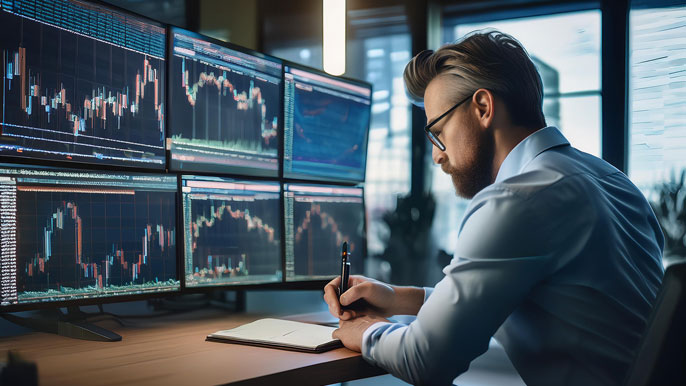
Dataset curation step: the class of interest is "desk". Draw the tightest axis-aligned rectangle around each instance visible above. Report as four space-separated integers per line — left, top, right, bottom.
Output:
0 309 386 385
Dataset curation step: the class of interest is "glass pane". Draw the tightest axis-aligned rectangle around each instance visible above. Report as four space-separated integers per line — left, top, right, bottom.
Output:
353 34 413 256
269 46 323 69
628 5 686 264
628 5 686 191
450 10 601 95
551 95 602 157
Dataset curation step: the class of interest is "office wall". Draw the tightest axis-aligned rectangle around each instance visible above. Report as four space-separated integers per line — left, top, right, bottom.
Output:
198 0 259 49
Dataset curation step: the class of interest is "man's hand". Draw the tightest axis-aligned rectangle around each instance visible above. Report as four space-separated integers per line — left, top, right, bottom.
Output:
323 275 397 320
332 314 390 352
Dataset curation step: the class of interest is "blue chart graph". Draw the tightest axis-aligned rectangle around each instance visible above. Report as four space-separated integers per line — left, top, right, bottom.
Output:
182 177 282 287
0 0 166 168
0 167 179 305
284 66 371 182
169 30 281 175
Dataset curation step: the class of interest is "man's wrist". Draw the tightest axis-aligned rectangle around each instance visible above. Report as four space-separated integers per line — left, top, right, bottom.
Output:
391 286 425 315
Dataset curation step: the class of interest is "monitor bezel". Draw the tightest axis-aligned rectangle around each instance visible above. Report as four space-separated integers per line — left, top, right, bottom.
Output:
0 0 170 173
281 181 368 283
281 60 372 184
0 162 182 313
166 26 284 178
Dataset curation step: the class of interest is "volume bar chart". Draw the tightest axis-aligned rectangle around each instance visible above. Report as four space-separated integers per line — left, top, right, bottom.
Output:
0 0 166 168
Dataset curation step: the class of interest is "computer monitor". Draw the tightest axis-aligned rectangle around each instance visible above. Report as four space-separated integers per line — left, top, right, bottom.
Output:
0 0 167 169
283 64 371 183
0 164 179 311
181 175 282 287
169 28 282 177
283 183 366 281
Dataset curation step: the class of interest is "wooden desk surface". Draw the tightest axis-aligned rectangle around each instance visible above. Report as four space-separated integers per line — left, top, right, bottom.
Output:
0 309 386 386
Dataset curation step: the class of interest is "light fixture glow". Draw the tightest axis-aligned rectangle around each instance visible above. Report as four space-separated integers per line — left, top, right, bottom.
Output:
323 0 346 76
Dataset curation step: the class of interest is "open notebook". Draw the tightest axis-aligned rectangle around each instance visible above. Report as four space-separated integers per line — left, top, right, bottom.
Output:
206 318 343 353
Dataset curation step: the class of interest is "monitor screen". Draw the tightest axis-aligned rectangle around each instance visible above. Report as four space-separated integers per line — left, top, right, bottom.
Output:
0 0 167 169
283 65 371 183
0 164 179 308
283 183 365 281
169 28 282 176
182 175 282 287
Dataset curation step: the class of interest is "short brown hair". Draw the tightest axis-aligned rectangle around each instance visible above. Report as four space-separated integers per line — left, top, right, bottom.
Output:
404 30 546 129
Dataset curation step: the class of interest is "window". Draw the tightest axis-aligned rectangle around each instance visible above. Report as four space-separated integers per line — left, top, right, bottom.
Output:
347 28 412 257
269 46 323 70
265 7 412 258
433 9 602 255
628 3 686 264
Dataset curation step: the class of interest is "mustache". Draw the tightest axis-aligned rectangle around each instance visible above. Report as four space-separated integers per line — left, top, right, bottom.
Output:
441 163 454 175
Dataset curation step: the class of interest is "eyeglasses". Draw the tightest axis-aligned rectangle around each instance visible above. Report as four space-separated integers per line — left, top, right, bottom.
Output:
424 94 472 151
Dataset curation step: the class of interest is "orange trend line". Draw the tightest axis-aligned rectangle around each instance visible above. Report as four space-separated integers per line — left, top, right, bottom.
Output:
191 201 277 252
17 186 136 194
294 203 355 253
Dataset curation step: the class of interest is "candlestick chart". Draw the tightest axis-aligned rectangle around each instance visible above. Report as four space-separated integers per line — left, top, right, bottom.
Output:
182 177 282 287
169 30 281 175
0 0 166 168
0 166 179 306
284 185 366 280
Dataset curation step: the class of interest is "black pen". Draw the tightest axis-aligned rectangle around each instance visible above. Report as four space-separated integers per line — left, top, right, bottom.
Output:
339 241 350 299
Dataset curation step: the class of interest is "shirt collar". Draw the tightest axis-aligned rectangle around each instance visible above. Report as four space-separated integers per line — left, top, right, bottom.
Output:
494 126 570 183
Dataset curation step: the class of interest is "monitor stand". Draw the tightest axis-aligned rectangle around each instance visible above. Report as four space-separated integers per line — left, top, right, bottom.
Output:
2 306 122 342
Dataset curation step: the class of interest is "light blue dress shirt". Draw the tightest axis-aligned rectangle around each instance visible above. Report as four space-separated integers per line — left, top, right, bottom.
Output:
362 127 664 386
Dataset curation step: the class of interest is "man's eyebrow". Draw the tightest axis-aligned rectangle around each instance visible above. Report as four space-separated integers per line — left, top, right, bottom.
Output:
426 109 446 127
426 108 450 129
431 120 448 133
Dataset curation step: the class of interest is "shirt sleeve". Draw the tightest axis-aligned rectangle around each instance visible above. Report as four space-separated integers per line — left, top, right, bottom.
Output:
423 287 434 303
361 177 595 385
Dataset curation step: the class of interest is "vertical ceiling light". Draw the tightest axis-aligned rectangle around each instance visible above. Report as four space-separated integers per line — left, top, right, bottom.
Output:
323 0 346 76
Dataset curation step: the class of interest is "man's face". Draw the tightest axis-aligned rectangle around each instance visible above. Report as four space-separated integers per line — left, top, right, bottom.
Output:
424 77 495 199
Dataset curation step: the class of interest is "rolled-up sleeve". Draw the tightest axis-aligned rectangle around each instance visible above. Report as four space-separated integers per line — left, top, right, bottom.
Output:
361 176 595 385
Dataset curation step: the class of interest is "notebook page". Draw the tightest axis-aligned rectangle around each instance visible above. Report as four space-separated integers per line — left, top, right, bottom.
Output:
211 318 338 348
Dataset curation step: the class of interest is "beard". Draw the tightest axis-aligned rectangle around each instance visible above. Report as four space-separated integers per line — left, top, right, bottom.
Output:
441 127 495 199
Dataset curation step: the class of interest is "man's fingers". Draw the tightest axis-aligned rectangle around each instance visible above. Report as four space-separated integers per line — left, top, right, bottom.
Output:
323 283 338 303
332 328 340 340
323 279 343 316
328 276 341 288
340 282 369 306
325 296 342 316
339 310 357 320
323 277 341 298
328 304 340 318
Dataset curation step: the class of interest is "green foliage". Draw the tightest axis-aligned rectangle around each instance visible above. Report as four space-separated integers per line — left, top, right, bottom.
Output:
651 169 686 258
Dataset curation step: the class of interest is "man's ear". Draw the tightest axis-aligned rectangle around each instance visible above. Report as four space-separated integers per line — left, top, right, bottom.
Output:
472 88 495 129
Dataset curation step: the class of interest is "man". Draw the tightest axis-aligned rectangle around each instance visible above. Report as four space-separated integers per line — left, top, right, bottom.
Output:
323 31 664 386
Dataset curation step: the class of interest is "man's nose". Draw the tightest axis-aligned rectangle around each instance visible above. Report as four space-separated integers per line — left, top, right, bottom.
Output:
432 145 446 165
